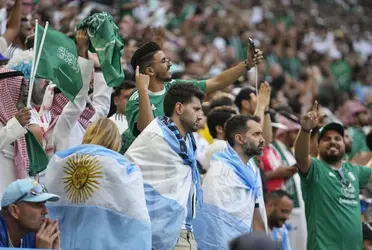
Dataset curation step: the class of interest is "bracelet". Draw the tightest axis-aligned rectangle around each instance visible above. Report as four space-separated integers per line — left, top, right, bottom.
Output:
264 110 270 115
301 128 312 133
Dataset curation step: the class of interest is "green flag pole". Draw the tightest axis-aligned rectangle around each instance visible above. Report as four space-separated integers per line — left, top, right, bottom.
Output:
27 21 49 107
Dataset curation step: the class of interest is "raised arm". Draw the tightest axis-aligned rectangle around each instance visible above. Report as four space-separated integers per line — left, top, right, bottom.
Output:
135 66 153 132
2 0 23 49
254 81 272 145
205 49 263 94
90 71 112 122
53 30 93 143
295 101 321 175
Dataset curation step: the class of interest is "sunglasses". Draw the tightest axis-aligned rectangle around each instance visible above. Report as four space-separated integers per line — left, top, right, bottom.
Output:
15 184 48 203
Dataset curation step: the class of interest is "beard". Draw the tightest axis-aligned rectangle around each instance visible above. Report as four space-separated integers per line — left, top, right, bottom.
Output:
242 140 263 158
319 145 345 164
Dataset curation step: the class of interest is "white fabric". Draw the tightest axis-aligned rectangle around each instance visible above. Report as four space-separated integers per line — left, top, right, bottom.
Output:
202 139 227 171
0 117 27 196
109 113 128 134
203 160 256 227
249 158 268 233
0 36 7 55
89 71 112 123
5 44 23 60
125 119 193 228
193 132 209 168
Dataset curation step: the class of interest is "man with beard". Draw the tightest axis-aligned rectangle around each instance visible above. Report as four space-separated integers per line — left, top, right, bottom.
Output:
125 83 205 250
266 190 294 250
193 115 266 250
294 101 372 250
124 41 263 148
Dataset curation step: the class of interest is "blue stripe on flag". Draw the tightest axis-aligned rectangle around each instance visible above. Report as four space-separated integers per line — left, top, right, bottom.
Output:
48 205 152 250
55 144 138 174
144 183 185 250
193 203 252 250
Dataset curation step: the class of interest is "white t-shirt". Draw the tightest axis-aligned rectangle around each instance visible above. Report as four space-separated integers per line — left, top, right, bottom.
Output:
0 36 8 55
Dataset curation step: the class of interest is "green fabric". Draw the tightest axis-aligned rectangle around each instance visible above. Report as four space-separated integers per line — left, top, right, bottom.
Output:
272 141 300 208
76 12 124 87
280 57 302 79
331 60 352 91
126 79 207 137
120 129 136 155
266 53 280 66
300 158 371 250
35 24 83 101
25 130 49 176
348 127 369 159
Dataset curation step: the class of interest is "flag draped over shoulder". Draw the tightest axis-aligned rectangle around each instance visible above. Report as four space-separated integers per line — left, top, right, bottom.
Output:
44 144 151 250
76 12 124 87
35 24 83 101
193 145 260 250
125 118 199 250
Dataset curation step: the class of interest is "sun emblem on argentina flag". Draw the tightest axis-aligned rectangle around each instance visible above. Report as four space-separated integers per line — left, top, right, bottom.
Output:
63 154 103 203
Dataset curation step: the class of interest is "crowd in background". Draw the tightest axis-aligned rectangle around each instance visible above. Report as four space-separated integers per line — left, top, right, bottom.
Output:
0 0 372 249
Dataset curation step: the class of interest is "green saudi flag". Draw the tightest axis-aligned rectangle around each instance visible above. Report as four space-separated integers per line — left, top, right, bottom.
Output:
76 12 124 87
35 24 83 101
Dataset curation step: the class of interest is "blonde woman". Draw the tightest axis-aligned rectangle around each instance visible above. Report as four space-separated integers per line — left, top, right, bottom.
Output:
44 119 151 249
82 117 121 152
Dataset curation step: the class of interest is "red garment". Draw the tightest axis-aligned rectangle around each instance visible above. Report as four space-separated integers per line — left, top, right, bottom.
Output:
258 145 284 193
0 68 29 178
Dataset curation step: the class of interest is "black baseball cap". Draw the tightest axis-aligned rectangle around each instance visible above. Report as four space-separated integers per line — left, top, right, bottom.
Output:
318 122 344 143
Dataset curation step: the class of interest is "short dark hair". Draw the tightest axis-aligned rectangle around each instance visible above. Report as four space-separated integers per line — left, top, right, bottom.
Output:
224 115 261 146
210 95 234 110
207 106 237 139
234 87 257 111
130 42 161 72
112 80 136 98
164 83 205 117
267 190 293 203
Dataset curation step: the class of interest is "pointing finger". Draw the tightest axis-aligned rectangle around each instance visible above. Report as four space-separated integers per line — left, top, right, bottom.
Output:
312 100 318 112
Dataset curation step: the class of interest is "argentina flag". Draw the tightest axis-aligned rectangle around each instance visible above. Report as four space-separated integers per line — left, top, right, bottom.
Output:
44 144 151 250
193 145 260 250
126 117 202 250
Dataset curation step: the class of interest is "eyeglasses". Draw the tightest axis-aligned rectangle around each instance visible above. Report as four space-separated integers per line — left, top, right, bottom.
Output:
15 184 48 203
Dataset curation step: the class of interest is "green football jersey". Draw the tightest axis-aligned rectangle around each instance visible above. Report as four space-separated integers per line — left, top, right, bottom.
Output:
300 158 371 250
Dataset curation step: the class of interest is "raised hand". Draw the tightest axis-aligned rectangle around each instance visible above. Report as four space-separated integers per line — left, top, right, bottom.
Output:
76 29 89 58
36 219 60 250
15 107 31 127
257 81 271 109
246 48 264 70
135 66 150 91
301 101 321 132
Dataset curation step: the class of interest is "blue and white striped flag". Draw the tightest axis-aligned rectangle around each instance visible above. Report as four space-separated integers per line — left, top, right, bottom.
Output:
44 144 151 250
193 145 260 250
126 118 201 250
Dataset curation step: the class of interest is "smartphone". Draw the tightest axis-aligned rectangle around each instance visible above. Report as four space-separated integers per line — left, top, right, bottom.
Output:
247 38 255 59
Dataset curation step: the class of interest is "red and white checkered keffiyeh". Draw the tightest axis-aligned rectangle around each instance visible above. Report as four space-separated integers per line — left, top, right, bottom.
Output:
0 67 29 178
43 91 95 154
